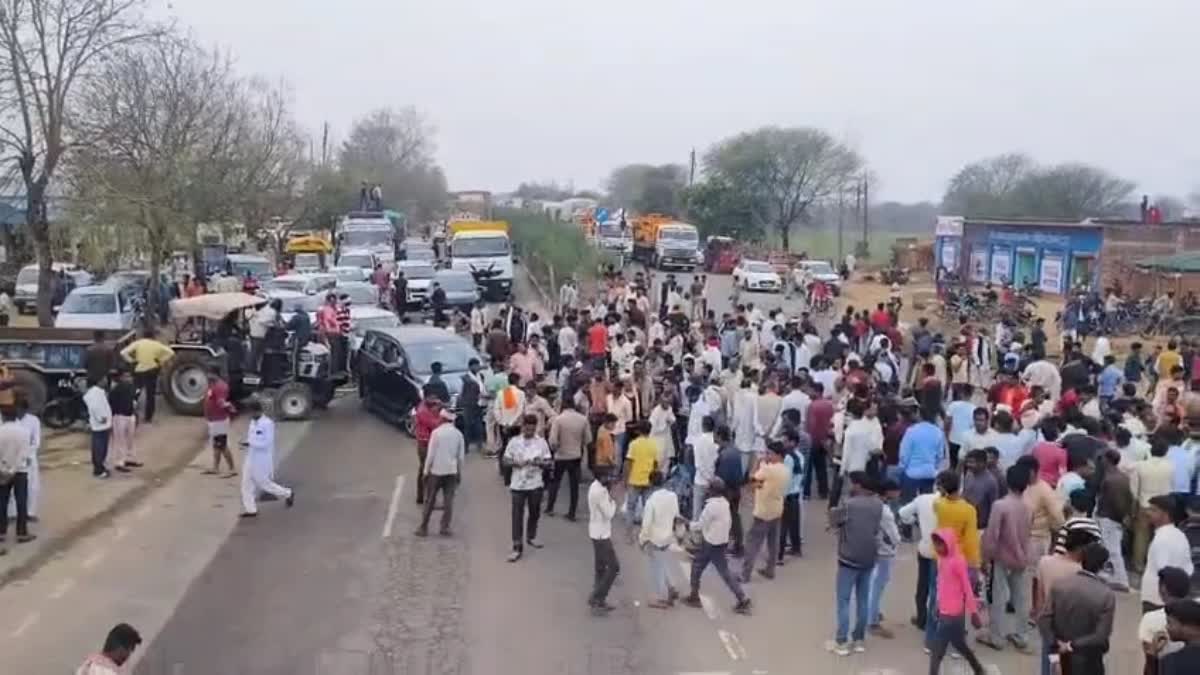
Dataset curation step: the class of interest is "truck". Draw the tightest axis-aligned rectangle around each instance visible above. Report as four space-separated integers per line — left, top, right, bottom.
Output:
631 215 702 270
595 219 632 262
0 327 136 415
447 220 513 300
337 211 398 264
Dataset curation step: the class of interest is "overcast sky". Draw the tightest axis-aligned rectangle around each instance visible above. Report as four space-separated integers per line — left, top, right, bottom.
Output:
169 0 1200 202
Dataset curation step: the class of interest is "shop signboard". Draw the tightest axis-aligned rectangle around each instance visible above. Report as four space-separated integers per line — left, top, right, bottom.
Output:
1039 254 1064 294
990 247 1011 283
969 247 988 282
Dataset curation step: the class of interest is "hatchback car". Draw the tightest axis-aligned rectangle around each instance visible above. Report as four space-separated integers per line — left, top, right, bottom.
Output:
357 326 481 432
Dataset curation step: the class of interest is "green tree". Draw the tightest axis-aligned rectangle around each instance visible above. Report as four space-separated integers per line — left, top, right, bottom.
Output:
606 163 686 215
1009 163 1134 219
703 126 862 251
681 178 760 241
340 106 447 221
941 153 1033 218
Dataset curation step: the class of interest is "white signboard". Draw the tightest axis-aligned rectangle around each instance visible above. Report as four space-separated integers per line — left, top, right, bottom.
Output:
990 248 1011 284
1040 254 1064 294
935 216 964 237
969 248 988 282
940 241 958 270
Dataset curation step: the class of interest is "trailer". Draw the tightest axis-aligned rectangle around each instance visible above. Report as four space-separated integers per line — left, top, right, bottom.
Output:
0 327 136 413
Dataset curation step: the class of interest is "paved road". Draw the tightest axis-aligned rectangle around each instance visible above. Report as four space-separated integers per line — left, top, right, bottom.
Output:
0 265 1153 674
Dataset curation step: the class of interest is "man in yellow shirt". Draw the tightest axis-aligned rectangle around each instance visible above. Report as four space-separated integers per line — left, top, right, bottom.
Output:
623 421 658 538
1156 340 1183 382
120 329 175 423
741 443 791 582
933 469 981 572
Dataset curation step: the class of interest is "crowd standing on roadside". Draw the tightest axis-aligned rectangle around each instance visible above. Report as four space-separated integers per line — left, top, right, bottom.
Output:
389 261 1200 673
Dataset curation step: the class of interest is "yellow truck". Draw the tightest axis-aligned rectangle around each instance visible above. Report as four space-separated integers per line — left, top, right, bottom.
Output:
632 215 701 270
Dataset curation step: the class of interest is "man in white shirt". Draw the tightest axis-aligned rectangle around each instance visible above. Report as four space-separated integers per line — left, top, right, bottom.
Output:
588 471 619 613
640 471 682 608
83 379 113 478
0 403 34 548
690 416 720 520
779 376 811 426
416 411 464 537
239 398 294 517
76 623 142 675
470 301 487 348
960 407 1002 454
840 399 883 476
248 299 279 371
1141 494 1195 611
1022 358 1062 402
12 396 41 521
683 478 752 615
504 414 552 562
898 490 941 629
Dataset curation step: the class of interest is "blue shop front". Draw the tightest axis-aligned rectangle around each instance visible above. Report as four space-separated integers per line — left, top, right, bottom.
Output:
935 218 1102 295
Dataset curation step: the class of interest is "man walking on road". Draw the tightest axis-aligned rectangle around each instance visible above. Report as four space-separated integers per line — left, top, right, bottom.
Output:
416 410 464 537
546 397 591 520
829 471 883 656
588 470 619 613
504 414 551 562
239 399 294 518
684 477 752 615
741 442 789 582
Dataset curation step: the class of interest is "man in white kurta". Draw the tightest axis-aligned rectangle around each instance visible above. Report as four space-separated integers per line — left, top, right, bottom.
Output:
731 382 758 474
240 400 294 517
647 400 676 471
9 403 40 520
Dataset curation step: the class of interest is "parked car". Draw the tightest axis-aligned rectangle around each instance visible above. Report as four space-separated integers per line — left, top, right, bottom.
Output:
796 260 843 296
394 261 436 307
732 260 782 292
333 280 380 307
14 263 93 314
262 273 337 296
336 249 376 270
330 266 369 283
433 269 480 309
226 254 274 281
53 282 142 330
356 326 481 433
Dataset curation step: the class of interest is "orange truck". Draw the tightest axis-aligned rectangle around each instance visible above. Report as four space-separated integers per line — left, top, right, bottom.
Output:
631 214 701 270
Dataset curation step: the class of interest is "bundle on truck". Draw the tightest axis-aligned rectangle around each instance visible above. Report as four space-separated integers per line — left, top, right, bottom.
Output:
631 215 701 270
448 220 513 300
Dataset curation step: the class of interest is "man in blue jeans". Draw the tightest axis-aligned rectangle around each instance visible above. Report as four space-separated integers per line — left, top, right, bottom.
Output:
898 407 946 504
829 471 883 656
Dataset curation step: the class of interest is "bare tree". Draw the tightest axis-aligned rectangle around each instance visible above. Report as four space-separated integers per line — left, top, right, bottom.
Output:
703 126 862 250
940 153 1034 217
70 35 236 322
0 0 159 325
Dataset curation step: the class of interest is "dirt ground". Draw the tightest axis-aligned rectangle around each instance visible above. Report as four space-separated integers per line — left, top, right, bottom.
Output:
843 270 1167 358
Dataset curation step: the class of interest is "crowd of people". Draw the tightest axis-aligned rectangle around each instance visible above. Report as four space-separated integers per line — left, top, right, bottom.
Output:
400 264 1200 674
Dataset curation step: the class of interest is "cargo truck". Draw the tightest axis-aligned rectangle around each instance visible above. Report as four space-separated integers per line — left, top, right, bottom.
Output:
631 215 701 270
447 220 513 300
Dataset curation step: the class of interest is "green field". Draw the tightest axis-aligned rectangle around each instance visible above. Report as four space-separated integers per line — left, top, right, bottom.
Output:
764 229 913 264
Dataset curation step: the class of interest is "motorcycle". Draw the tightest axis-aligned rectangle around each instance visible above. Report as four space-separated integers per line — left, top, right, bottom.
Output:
879 267 910 285
42 375 90 430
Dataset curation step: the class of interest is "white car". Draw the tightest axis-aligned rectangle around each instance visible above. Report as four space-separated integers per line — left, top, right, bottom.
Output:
394 260 436 306
262 273 337 296
732 260 782 292
330 266 369 283
795 260 842 295
54 282 140 330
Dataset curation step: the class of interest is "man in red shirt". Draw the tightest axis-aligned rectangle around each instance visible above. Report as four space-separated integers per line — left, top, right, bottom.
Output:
202 367 236 477
869 302 891 333
586 317 608 368
413 394 443 506
804 381 835 499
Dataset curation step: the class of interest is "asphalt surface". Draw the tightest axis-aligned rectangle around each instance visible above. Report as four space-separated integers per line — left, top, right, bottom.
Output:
2 265 1152 674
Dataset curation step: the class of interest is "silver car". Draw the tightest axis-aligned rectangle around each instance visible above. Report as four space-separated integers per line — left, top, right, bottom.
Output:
433 269 480 309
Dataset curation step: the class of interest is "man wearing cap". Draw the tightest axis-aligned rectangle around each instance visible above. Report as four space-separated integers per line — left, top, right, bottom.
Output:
239 398 294 518
415 409 464 537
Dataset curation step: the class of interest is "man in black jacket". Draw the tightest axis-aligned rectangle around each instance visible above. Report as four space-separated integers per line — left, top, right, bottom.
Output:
459 358 484 453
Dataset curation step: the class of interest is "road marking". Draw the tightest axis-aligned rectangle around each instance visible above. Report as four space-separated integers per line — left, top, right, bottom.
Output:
717 629 746 660
81 548 108 570
48 578 75 599
10 612 39 638
381 475 405 539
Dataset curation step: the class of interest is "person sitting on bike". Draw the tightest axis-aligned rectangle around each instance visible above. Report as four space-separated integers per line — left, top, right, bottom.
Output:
1152 291 1176 318
981 281 998 304
810 278 830 310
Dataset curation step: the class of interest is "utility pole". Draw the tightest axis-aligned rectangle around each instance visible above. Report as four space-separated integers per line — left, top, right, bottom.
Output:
861 174 870 257
836 190 845 263
688 148 696 186
320 122 330 167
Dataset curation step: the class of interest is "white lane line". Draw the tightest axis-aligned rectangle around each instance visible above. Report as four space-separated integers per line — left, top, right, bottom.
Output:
9 612 39 638
717 629 744 660
381 475 405 539
81 548 108 570
48 578 76 600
